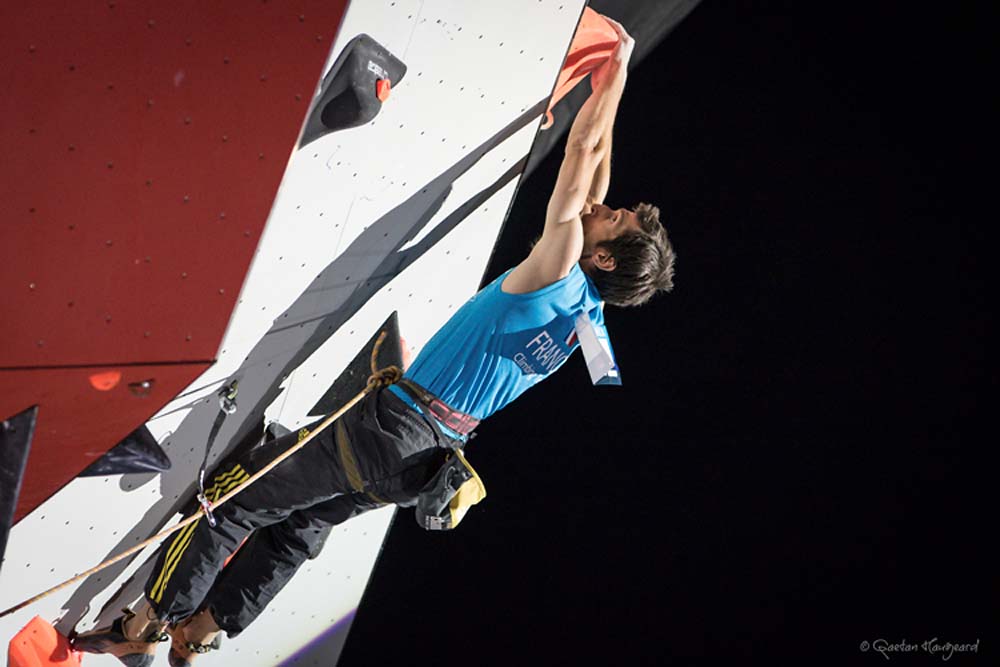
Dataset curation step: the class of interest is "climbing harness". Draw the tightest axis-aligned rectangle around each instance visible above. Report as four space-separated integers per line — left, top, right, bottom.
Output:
396 378 480 436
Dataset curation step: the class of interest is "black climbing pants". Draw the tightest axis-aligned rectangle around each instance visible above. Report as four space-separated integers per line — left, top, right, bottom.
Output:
143 388 447 636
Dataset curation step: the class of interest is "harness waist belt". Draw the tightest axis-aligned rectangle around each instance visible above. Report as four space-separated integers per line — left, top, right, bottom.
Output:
396 379 480 436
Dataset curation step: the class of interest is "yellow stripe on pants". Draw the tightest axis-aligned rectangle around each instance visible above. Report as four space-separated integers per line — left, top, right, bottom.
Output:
150 465 249 603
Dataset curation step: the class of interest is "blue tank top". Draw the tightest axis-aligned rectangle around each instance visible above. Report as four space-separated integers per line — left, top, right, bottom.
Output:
390 264 604 428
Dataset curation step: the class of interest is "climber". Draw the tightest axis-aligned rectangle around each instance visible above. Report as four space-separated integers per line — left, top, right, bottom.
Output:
73 18 674 667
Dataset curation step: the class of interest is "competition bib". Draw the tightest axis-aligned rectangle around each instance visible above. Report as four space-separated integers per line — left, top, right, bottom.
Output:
574 311 621 386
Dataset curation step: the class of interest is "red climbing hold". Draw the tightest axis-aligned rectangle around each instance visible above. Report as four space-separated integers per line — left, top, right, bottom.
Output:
88 370 122 391
376 78 391 102
7 616 83 667
543 7 619 129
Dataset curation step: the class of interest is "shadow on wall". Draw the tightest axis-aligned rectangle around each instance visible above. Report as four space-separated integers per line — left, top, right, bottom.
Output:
55 98 548 634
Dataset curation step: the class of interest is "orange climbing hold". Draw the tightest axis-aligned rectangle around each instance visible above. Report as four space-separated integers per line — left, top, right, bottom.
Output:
7 616 83 667
88 370 121 391
376 78 391 102
543 7 620 129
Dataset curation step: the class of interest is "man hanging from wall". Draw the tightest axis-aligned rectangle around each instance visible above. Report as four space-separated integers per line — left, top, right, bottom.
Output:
74 19 674 667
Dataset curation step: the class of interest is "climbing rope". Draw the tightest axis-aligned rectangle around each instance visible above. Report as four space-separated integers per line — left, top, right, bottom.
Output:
366 331 402 390
0 332 402 619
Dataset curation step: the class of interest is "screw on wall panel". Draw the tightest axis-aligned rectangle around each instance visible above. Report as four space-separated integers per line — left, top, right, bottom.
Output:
258 152 265 159
107 161 114 168
183 195 190 203
29 207 36 213
144 331 151 337
218 288 225 294
28 282 36 290
185 335 192 341
259 74 267 81
147 19 155 28
105 240 113 246
185 37 192 46
37 340 44 347
29 45 36 53
68 144 75 151
315 35 323 42
181 272 188 278
107 83 115 90
295 94 302 101
244 230 251 236
299 14 305 22
68 301 74 307
69 64 76 71
219 212 226 219
223 57 230 64
222 135 229 142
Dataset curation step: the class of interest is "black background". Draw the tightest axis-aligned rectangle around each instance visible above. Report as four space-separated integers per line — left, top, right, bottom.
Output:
342 2 989 663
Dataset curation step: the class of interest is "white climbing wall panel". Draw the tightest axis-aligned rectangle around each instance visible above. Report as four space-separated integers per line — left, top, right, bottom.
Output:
0 1 588 664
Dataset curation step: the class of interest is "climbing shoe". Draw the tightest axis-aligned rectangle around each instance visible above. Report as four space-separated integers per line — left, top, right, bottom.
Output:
71 607 168 667
167 608 223 667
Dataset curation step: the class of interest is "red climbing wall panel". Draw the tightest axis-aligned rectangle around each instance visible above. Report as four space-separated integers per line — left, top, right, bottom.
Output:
0 1 349 521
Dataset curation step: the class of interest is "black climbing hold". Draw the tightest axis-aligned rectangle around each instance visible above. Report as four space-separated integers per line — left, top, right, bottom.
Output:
299 34 407 148
79 425 171 477
1 405 38 573
308 311 403 416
